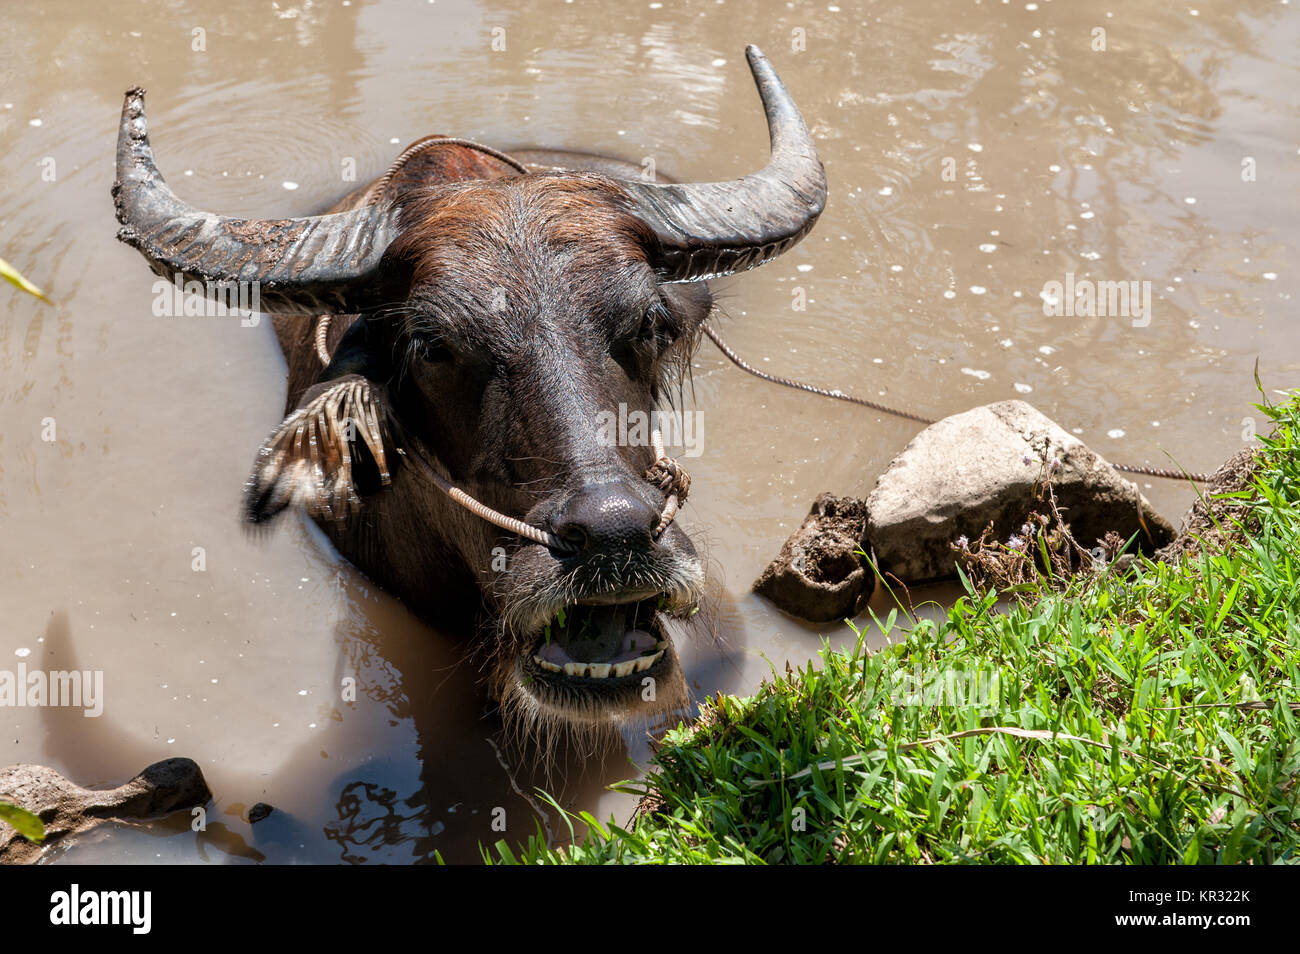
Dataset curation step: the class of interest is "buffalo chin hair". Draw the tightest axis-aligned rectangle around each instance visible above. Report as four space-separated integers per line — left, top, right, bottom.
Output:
489 634 693 766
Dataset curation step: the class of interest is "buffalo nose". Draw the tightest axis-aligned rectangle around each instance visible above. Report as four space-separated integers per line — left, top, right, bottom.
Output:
553 484 660 554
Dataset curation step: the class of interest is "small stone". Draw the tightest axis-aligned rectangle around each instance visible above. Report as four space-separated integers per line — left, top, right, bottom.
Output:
248 802 274 824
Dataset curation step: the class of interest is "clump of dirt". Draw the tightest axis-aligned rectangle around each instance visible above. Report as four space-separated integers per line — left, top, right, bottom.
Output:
1156 447 1264 564
952 446 1267 594
949 478 1124 597
753 493 869 622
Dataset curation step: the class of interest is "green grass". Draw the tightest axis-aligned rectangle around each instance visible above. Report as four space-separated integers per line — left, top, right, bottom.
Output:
0 801 44 845
0 254 52 304
488 392 1300 864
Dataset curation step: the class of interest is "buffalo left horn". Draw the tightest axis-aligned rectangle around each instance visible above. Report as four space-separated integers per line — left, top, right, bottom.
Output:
112 87 400 316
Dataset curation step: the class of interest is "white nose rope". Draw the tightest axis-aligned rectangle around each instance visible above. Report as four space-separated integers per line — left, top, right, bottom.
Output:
647 427 690 536
313 312 689 552
393 437 577 552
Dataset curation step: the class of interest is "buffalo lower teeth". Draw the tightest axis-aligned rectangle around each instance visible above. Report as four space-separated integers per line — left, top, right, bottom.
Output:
534 649 665 679
633 650 663 672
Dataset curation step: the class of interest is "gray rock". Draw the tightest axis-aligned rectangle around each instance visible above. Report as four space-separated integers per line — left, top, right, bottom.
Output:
753 493 869 622
0 757 210 864
865 401 1176 583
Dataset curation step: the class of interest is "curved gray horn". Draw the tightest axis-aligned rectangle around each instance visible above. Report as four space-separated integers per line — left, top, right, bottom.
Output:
113 88 400 316
618 45 827 284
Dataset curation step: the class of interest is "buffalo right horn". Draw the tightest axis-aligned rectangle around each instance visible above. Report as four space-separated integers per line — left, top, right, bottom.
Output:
113 87 400 316
618 45 828 284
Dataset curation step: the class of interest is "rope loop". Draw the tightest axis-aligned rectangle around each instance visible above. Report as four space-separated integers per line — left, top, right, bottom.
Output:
645 455 691 504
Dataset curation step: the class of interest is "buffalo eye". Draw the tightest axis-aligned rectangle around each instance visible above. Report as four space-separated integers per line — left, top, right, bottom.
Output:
412 336 454 364
636 300 678 350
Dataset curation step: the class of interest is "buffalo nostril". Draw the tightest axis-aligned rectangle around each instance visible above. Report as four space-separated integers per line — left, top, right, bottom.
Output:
553 484 660 555
555 522 589 550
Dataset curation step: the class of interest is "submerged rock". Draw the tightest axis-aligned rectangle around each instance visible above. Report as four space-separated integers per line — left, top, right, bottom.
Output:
864 401 1176 584
0 757 210 864
753 493 869 621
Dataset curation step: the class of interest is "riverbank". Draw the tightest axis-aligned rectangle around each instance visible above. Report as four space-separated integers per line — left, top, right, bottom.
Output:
491 391 1300 864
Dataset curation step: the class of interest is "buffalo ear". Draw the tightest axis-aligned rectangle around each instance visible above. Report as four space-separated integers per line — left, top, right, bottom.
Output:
314 249 410 385
318 317 388 384
244 375 394 527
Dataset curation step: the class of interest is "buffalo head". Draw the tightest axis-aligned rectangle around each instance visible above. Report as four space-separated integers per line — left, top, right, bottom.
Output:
113 46 826 734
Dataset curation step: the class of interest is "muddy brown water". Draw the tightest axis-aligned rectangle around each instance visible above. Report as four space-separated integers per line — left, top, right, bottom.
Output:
1 0 1295 863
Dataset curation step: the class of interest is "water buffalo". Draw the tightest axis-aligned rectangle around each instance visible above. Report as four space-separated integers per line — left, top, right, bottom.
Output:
112 46 826 735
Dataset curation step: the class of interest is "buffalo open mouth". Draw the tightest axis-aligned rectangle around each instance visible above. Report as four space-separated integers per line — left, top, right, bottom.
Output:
521 594 679 691
504 558 703 725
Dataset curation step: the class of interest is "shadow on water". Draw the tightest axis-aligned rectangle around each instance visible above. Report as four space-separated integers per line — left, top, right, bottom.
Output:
40 553 706 864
